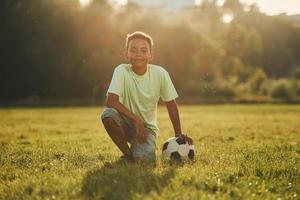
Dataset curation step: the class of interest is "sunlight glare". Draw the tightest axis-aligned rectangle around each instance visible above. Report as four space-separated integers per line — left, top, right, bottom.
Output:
195 0 201 6
79 0 93 7
222 14 234 24
109 0 128 9
216 0 225 7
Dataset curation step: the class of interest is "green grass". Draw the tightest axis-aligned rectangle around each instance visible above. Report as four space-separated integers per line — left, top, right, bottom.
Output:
0 105 299 200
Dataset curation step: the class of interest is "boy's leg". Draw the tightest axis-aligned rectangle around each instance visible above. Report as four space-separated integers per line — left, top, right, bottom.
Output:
131 128 156 162
102 117 131 156
101 108 132 157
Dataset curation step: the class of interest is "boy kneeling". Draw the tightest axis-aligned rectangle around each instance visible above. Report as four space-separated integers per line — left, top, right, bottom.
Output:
101 31 191 162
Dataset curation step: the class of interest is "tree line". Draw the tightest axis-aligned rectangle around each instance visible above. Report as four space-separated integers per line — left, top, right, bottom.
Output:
1 0 300 105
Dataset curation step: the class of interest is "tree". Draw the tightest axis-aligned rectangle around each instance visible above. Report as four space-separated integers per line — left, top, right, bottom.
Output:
223 0 243 13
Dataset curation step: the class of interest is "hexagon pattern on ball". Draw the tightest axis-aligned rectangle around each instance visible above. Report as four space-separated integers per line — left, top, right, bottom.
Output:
162 137 195 162
188 145 195 160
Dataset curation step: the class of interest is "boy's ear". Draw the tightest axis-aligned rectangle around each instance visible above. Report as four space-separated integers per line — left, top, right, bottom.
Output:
150 50 154 61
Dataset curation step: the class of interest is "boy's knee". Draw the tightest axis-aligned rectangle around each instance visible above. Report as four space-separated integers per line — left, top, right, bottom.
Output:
100 108 121 125
101 108 118 120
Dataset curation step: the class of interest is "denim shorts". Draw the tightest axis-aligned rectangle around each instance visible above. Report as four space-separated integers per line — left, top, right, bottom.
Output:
101 108 156 161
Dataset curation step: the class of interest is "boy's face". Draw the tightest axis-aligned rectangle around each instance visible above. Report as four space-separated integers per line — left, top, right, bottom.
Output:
125 38 153 69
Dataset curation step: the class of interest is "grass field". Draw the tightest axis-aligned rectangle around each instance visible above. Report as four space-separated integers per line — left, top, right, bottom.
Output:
0 105 299 200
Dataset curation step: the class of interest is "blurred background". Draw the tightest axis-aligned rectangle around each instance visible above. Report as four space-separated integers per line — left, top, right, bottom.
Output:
1 0 300 106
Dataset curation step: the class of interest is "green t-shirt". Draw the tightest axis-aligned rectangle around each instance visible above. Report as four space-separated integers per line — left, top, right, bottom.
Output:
107 63 178 134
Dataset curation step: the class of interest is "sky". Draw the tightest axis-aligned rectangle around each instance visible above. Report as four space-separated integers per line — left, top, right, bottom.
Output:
197 0 300 15
80 0 300 15
239 0 300 15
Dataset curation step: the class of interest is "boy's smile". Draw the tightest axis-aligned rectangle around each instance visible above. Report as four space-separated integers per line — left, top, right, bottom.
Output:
125 38 153 75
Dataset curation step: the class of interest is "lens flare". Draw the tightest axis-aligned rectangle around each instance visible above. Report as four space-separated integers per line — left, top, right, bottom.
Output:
222 14 234 24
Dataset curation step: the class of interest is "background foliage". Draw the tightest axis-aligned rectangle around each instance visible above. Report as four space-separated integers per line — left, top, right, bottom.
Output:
1 0 300 105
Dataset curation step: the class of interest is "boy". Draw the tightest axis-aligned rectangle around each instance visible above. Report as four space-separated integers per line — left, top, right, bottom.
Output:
101 31 192 162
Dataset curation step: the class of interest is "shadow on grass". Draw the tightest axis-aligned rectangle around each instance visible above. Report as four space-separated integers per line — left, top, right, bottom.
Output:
81 160 176 200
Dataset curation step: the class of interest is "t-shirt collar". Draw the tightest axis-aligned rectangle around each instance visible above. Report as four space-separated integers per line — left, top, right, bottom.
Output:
129 64 149 80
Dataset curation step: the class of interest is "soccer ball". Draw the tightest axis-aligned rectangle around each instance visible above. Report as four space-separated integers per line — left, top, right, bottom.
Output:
162 137 195 162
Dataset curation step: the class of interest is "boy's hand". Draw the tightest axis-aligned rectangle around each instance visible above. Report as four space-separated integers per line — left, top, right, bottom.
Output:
133 115 147 143
176 133 193 145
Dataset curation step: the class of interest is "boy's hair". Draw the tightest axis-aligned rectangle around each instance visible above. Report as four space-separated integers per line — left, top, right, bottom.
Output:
125 31 154 51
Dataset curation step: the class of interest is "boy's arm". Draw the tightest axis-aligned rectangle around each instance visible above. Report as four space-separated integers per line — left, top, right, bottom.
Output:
106 93 136 121
106 93 147 143
165 100 182 136
166 100 193 144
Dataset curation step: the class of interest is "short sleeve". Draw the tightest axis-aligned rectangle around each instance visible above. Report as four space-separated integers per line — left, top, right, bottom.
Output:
106 66 124 97
160 69 178 102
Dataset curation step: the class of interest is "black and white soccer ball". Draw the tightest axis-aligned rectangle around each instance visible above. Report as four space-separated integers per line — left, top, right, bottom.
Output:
162 137 195 162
